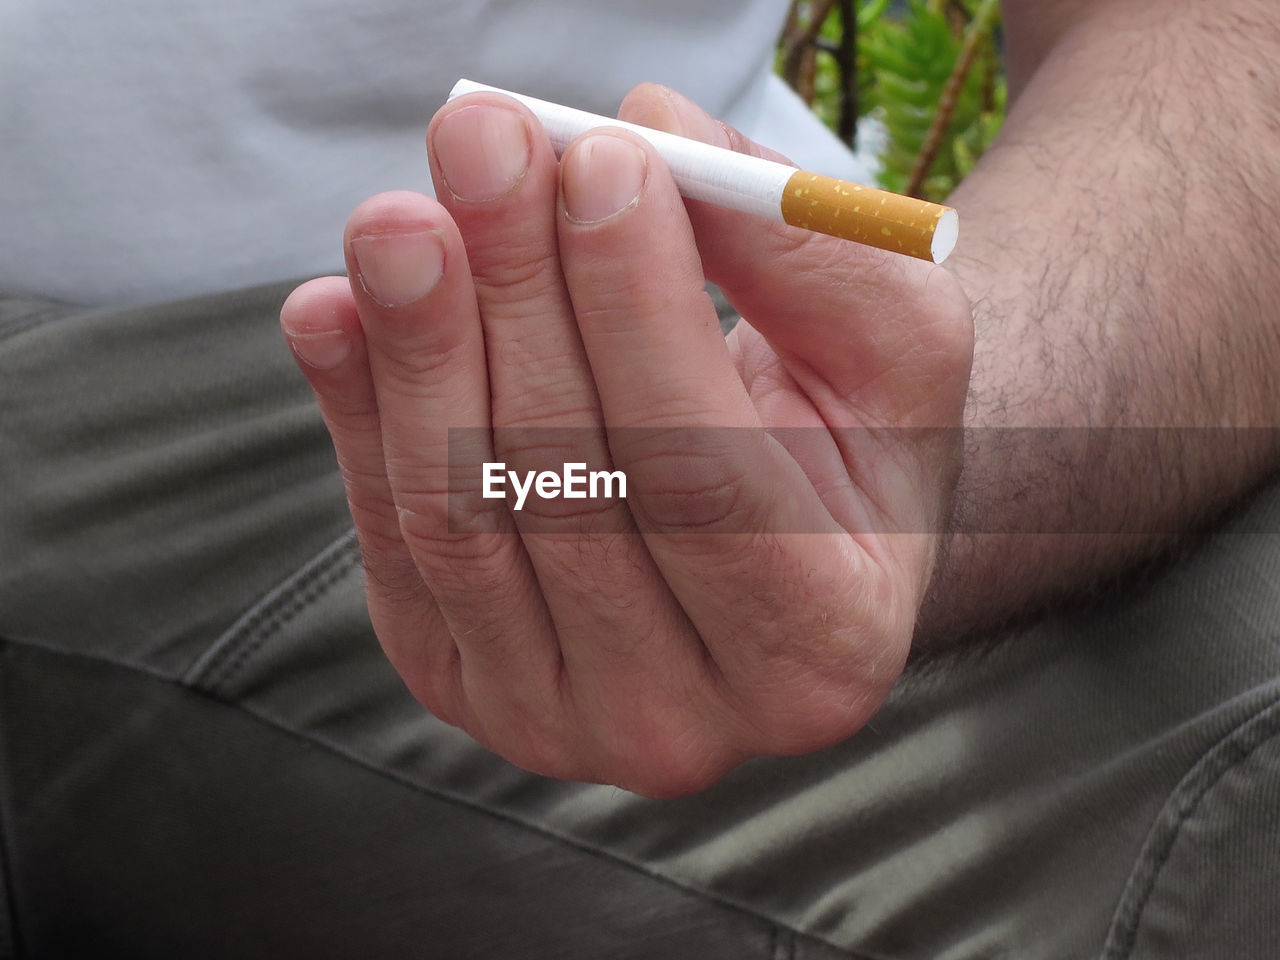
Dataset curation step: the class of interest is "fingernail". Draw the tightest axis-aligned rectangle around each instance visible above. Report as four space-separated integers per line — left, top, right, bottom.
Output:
288 330 351 370
562 135 647 224
350 229 446 308
432 104 532 202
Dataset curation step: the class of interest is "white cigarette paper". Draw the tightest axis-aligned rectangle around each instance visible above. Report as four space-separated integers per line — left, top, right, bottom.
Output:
448 79 959 264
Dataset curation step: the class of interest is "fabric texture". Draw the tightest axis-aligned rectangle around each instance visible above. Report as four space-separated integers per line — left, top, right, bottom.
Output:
0 0 871 306
2 285 1279 958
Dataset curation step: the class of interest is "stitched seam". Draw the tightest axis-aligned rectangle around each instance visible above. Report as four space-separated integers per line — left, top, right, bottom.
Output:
1104 707 1280 959
1110 725 1280 957
1100 686 1280 959
187 530 357 688
183 530 359 691
218 693 880 960
5 635 875 960
204 548 360 693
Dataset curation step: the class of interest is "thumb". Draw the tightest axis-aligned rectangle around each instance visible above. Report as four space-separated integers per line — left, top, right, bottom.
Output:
617 84 972 430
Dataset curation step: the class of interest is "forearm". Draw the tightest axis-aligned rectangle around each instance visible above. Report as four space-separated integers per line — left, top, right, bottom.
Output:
916 0 1280 646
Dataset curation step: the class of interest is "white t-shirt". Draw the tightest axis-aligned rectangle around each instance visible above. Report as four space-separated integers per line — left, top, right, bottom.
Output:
1 1 870 305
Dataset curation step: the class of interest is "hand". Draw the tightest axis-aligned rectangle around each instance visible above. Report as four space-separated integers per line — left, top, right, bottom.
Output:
279 84 972 796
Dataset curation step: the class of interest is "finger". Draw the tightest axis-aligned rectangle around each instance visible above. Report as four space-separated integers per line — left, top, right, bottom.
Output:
621 84 971 569
619 84 972 430
428 93 599 431
428 94 717 733
343 191 566 752
556 129 893 746
427 93 619 533
279 277 461 723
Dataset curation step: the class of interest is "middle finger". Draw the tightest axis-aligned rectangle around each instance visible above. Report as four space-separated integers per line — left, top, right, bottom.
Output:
428 95 709 717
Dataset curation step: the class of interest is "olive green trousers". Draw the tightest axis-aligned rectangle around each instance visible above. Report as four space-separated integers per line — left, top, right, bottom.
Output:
2 284 1277 959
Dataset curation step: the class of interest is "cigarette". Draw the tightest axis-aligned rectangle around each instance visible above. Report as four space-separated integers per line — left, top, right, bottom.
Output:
448 79 959 264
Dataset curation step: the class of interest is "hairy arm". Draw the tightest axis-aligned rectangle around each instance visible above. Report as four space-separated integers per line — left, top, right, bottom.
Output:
915 0 1280 645
280 0 1276 787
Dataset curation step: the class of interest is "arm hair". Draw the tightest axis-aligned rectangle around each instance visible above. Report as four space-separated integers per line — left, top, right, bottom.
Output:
916 0 1280 647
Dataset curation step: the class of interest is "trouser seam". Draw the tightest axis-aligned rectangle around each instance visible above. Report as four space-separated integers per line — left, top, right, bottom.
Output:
182 529 360 692
1099 679 1280 959
4 634 874 960
213 687 878 960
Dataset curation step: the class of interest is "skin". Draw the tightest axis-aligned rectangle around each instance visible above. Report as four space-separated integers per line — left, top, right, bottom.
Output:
280 0 1280 794
916 0 1280 640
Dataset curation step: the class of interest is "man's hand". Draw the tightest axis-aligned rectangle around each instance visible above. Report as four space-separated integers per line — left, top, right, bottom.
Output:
279 87 972 796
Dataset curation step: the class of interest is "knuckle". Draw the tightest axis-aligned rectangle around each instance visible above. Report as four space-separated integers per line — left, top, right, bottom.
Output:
570 268 707 330
473 251 565 309
406 516 510 572
511 493 627 532
639 475 756 532
385 474 500 540
390 496 516 589
491 395 600 430
433 488 494 535
354 527 418 588
338 459 396 508
622 434 769 533
720 120 756 157
319 389 380 425
342 490 427 598
375 336 475 390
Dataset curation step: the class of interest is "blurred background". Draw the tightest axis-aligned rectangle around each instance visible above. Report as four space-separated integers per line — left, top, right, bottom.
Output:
776 0 1004 201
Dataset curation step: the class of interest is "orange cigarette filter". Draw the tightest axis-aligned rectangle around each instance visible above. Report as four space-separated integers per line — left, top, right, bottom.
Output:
781 172 956 262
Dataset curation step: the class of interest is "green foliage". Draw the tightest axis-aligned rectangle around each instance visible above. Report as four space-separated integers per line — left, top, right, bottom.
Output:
864 0 1004 199
779 0 1006 201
